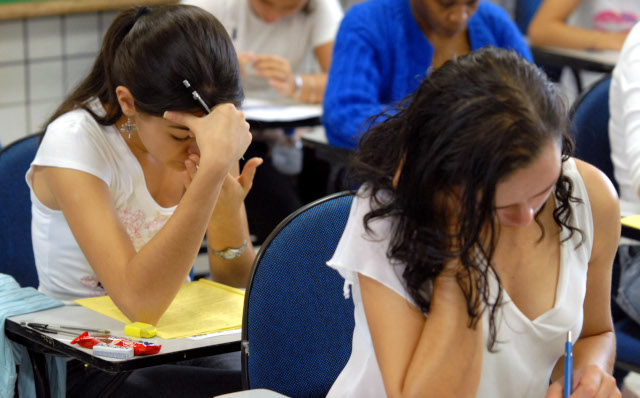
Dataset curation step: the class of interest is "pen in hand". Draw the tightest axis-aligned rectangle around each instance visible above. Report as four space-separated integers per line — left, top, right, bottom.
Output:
564 331 573 398
182 79 245 161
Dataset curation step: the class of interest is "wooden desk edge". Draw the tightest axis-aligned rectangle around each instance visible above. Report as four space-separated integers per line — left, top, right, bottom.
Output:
0 0 178 21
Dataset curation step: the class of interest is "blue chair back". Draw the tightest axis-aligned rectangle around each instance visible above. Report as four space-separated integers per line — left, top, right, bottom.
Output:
242 191 356 398
515 0 543 34
570 74 618 191
0 134 42 288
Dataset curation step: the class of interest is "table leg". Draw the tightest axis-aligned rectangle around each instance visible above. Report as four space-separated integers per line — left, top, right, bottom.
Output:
96 371 132 398
27 349 51 398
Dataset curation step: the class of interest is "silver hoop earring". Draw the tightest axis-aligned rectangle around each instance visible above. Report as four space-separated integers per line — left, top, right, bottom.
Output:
120 117 137 139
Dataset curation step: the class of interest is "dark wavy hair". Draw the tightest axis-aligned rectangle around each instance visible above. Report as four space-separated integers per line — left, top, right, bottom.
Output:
352 47 582 351
42 4 242 131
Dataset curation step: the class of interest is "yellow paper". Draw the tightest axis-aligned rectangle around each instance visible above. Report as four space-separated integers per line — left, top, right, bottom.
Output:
74 279 244 339
622 215 640 229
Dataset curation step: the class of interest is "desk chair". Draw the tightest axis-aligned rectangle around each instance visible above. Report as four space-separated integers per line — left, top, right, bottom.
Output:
0 133 42 288
515 0 542 34
241 191 355 398
570 74 640 373
570 74 617 191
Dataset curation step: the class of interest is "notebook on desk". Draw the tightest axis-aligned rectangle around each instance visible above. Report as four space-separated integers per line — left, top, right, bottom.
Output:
74 279 244 339
622 215 640 230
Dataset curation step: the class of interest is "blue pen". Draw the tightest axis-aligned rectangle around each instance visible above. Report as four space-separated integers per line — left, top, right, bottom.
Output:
564 331 573 398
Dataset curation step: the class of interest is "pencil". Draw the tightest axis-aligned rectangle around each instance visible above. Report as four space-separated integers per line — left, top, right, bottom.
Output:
564 331 573 398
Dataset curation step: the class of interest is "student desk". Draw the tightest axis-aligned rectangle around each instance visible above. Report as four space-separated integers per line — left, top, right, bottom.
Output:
530 44 619 74
5 305 241 398
243 98 322 130
622 223 640 242
301 126 353 167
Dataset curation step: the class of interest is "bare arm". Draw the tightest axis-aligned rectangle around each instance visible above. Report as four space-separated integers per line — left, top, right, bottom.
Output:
32 105 251 324
206 159 262 287
247 40 334 104
360 265 483 398
546 159 621 398
528 0 628 51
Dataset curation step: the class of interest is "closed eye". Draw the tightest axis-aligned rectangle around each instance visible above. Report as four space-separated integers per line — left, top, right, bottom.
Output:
171 135 190 142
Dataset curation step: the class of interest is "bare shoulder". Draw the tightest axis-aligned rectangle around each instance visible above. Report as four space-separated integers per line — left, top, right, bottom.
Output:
573 158 619 217
573 158 620 254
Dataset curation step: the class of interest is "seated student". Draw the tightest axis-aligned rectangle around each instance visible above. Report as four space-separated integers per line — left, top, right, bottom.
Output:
184 0 344 242
327 48 621 397
529 0 640 51
185 0 342 103
609 22 640 327
27 5 259 396
322 0 532 150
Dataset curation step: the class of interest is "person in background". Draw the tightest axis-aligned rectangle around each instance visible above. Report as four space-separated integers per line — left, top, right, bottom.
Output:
327 48 620 397
185 0 342 104
323 0 532 150
529 0 640 51
609 22 640 328
27 5 259 396
184 0 344 243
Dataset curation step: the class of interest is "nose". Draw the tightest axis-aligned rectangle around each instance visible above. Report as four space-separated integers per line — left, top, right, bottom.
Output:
187 140 200 156
500 205 535 227
448 6 470 25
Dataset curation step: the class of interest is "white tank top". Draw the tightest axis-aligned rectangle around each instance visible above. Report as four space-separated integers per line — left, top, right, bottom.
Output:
326 158 593 398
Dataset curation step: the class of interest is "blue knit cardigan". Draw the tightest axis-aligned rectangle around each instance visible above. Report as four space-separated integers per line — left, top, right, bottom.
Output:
323 0 533 149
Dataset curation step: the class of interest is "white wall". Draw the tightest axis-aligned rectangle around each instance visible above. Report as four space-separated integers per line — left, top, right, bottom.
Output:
0 11 118 147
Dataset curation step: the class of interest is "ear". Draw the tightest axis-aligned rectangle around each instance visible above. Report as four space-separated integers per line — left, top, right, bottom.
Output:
115 86 137 117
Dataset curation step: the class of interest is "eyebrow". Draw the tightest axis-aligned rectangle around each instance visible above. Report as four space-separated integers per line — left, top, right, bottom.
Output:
168 124 190 131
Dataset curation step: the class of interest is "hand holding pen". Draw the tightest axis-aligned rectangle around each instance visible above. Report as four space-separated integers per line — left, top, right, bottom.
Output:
163 83 251 172
182 80 245 162
545 331 620 398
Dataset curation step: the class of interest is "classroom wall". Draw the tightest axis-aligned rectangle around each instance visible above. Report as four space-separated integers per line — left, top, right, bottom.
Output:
0 0 516 148
0 11 118 147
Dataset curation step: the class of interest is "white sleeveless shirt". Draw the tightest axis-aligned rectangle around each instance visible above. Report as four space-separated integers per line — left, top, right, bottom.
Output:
326 158 593 398
26 100 179 302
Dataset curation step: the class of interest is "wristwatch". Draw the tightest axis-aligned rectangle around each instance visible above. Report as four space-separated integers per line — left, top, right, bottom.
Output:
209 240 248 260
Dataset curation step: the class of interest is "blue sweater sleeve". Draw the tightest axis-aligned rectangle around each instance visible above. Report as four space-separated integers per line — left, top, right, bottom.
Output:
322 6 388 150
478 2 533 62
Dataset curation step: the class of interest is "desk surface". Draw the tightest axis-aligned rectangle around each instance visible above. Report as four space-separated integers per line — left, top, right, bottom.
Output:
6 305 241 372
531 44 619 73
243 97 322 130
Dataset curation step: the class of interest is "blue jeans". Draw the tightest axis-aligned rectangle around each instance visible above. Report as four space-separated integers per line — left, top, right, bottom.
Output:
616 245 640 326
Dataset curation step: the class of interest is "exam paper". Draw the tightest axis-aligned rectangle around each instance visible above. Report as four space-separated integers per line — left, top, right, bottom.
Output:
74 279 244 339
622 215 640 230
242 97 322 122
